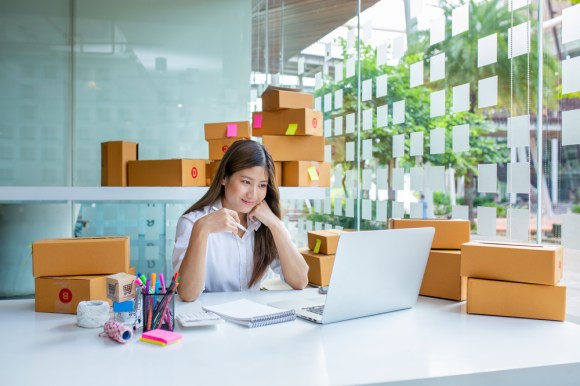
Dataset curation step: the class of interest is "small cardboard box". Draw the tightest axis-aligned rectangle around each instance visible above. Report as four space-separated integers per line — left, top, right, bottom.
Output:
106 272 136 302
204 121 251 140
466 278 566 321
101 141 138 186
34 275 109 314
32 236 130 277
128 159 206 186
299 248 335 286
262 135 325 161
261 86 314 111
461 241 563 285
388 219 470 250
420 250 467 301
255 109 323 137
208 138 249 160
307 230 344 255
282 161 330 187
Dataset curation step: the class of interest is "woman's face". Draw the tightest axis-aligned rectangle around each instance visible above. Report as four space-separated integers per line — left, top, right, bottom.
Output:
222 166 268 215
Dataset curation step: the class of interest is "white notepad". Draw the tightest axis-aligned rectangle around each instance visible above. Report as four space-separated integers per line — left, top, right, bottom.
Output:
202 299 296 328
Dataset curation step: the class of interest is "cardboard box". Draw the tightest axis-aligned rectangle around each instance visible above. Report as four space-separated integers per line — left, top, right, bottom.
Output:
307 230 344 255
106 272 136 302
420 250 466 301
128 159 206 186
208 138 250 160
34 275 109 314
206 160 220 186
299 248 335 286
388 219 470 250
204 121 251 140
282 161 330 187
467 278 566 321
254 109 323 137
101 141 138 186
261 86 314 111
461 241 563 285
32 236 130 277
262 135 325 161
273 161 282 187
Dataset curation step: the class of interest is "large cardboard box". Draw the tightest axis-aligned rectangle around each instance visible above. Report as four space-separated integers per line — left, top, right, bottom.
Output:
255 109 323 136
35 275 109 314
461 241 563 285
128 159 206 186
261 86 314 111
420 250 466 301
101 141 138 186
466 278 566 321
208 138 249 160
307 230 344 255
282 161 330 187
262 135 325 161
388 219 470 250
204 121 251 140
32 236 130 277
299 248 335 286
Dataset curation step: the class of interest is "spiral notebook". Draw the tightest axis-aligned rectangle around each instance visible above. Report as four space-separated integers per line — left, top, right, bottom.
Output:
202 299 295 328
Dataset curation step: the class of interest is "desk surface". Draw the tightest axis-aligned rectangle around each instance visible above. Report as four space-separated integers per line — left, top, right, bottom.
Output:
3 289 580 386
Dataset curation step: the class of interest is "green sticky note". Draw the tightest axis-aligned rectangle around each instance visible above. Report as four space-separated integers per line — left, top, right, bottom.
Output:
313 239 321 254
285 123 298 135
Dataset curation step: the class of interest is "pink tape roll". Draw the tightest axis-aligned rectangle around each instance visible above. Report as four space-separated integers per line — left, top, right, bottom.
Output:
103 319 133 344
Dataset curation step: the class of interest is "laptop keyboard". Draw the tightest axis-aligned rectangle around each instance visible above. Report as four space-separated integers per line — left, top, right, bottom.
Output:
304 305 325 315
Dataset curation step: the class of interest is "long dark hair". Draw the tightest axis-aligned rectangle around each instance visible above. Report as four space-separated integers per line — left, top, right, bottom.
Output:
184 139 281 287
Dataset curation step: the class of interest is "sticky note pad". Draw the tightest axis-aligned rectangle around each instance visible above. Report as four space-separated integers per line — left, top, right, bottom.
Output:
308 166 319 181
285 123 298 135
226 123 238 137
253 114 263 129
141 329 182 345
313 239 322 254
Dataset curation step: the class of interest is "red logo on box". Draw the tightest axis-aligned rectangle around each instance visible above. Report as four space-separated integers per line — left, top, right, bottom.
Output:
59 288 73 304
312 118 318 128
191 167 198 179
222 145 229 153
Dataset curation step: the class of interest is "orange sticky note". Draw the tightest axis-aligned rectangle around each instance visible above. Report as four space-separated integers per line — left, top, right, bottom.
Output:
285 123 298 135
308 166 319 181
313 239 321 254
226 123 238 137
253 114 263 129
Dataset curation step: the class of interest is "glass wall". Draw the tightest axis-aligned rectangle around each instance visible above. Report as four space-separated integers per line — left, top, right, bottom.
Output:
1 0 579 296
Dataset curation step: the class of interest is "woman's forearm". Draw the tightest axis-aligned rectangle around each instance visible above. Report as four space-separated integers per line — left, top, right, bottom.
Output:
269 221 309 289
177 225 208 301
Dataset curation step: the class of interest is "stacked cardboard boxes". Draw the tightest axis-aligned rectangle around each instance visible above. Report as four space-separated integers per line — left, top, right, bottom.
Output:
389 219 471 301
299 230 344 286
461 241 566 321
32 236 131 314
254 86 330 187
101 140 207 187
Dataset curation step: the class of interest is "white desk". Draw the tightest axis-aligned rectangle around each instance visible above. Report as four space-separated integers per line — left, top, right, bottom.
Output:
3 290 580 386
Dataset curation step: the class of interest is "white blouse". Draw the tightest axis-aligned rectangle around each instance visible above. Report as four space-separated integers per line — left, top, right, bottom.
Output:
171 201 283 294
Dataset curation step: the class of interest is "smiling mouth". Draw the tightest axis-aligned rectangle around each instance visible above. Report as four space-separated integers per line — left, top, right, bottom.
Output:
242 199 254 206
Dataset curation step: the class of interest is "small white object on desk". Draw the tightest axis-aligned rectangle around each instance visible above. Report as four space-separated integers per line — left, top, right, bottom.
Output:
177 311 225 327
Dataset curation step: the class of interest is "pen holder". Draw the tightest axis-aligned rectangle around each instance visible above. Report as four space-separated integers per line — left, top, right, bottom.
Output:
142 290 175 332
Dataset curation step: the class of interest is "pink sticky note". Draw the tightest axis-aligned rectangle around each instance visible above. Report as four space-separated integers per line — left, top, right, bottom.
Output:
253 114 263 129
226 123 238 138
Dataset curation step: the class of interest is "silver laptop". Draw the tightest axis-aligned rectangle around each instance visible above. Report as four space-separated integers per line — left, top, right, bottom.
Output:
272 227 434 324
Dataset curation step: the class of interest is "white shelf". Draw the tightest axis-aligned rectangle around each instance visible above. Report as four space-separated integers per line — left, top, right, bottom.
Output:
0 186 326 202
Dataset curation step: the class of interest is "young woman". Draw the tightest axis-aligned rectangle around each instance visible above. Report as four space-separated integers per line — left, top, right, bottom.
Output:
172 139 309 301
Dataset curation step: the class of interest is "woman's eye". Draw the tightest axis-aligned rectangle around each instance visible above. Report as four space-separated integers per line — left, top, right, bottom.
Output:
259 184 267 189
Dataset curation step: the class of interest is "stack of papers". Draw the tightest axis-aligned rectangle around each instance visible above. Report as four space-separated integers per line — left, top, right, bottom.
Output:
140 329 182 346
202 299 295 328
